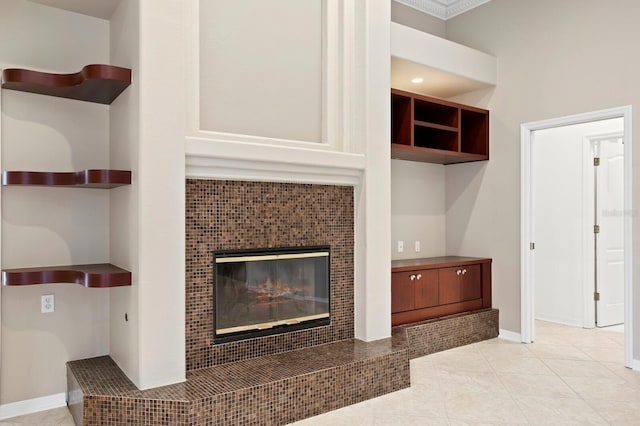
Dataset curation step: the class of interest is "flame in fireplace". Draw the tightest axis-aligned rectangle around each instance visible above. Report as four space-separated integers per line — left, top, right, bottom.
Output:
249 275 300 302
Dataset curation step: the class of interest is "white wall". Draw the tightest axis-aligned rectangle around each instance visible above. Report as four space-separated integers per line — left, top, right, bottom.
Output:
391 0 446 37
445 0 640 345
533 119 623 327
0 0 111 403
391 159 445 260
199 0 323 143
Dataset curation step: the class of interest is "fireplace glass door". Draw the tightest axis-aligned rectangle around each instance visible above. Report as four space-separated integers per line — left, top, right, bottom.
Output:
214 247 330 342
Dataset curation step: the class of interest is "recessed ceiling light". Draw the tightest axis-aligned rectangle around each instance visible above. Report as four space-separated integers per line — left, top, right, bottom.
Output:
411 77 424 84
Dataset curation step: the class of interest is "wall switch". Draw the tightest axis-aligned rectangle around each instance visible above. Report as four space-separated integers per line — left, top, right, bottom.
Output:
397 240 404 253
41 294 54 313
415 241 421 252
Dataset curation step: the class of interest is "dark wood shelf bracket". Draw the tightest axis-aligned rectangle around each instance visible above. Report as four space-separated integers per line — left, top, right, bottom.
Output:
2 64 132 104
2 169 131 188
2 263 132 288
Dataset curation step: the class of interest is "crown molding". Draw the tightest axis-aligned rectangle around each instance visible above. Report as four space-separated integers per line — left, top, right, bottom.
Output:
394 0 491 20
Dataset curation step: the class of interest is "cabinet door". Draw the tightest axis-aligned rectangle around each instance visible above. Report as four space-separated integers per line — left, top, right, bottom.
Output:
439 267 462 305
439 264 482 305
391 272 414 313
460 264 482 301
414 269 439 309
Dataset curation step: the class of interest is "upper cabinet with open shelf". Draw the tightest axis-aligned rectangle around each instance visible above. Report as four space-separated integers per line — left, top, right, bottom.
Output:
391 89 489 165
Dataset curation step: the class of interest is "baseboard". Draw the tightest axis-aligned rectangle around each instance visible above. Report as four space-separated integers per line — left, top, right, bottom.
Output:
498 329 522 342
534 315 583 328
0 393 66 420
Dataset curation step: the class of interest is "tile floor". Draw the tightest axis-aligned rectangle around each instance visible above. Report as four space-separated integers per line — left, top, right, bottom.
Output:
1 320 634 425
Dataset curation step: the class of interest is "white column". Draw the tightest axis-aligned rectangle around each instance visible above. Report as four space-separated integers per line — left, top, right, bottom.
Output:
354 0 392 341
136 0 186 389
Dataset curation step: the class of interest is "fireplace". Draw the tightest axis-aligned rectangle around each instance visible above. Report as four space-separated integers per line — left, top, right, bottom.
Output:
213 246 330 343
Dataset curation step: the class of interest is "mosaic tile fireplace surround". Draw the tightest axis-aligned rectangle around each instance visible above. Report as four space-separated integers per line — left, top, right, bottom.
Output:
186 180 357 368
66 179 412 425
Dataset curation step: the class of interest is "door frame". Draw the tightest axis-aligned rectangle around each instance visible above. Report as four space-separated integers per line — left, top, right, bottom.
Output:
520 105 633 368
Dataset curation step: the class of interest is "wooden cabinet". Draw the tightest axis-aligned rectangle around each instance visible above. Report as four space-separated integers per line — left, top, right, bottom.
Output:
391 256 491 326
391 89 489 165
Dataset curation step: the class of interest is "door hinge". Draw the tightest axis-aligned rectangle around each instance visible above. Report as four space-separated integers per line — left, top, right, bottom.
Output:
594 157 600 166
529 242 535 250
594 292 600 301
594 225 600 234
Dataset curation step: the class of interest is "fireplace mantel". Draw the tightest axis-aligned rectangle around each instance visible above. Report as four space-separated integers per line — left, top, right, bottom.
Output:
185 137 365 186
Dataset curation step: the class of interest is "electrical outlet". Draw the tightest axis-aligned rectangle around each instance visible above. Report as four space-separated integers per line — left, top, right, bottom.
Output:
41 294 54 314
397 240 404 253
415 240 421 252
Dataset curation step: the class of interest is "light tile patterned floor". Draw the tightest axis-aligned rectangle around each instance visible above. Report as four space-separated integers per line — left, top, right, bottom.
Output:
1 321 634 425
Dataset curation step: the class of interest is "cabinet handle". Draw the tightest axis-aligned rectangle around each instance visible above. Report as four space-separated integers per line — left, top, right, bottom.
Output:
462 269 467 275
456 269 461 276
416 273 422 280
410 274 416 281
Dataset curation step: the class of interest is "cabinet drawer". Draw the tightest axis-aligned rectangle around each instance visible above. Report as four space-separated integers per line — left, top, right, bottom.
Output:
439 264 481 305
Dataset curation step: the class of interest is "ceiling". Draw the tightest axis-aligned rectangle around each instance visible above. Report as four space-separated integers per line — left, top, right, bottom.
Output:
29 0 493 22
394 0 491 20
27 0 120 20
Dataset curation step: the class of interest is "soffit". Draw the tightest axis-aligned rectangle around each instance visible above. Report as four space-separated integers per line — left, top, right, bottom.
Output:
394 0 491 20
26 0 120 20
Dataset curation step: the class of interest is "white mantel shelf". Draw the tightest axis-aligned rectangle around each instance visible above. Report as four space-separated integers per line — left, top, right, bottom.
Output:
185 137 365 186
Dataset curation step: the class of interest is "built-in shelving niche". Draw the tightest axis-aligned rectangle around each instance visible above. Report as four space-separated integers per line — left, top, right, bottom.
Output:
1 64 133 287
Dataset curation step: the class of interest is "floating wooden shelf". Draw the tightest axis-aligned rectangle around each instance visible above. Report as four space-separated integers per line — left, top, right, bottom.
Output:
2 263 132 288
2 169 131 188
1 64 131 104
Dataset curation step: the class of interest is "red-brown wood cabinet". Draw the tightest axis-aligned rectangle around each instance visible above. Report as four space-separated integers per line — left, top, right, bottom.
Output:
391 256 491 326
391 89 489 164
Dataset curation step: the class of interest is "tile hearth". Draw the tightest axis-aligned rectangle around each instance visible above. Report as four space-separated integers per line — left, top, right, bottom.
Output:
65 309 498 425
67 337 410 426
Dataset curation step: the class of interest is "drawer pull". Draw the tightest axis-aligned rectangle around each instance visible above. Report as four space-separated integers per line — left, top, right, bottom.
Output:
456 269 461 276
462 269 467 275
410 274 416 281
416 273 422 280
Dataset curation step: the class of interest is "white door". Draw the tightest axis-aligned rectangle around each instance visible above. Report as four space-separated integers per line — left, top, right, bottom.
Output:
595 137 624 327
